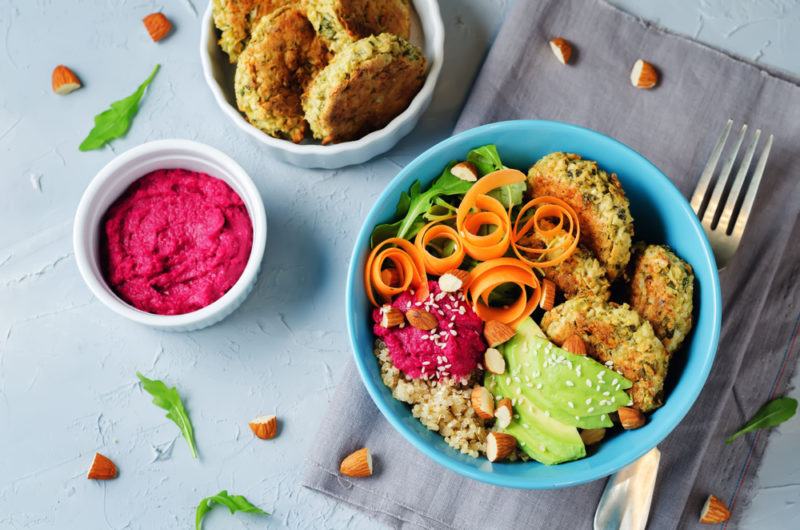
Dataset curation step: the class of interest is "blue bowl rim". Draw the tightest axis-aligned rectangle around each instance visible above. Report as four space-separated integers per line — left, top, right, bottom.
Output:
346 119 722 489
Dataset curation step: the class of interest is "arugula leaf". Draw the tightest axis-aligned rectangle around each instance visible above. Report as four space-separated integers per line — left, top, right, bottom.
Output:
195 490 268 530
467 144 526 208
136 372 198 458
370 163 472 246
725 396 797 444
79 64 160 151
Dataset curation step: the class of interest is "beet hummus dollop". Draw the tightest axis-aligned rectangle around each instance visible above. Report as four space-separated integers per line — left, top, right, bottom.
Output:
101 169 253 315
373 281 486 380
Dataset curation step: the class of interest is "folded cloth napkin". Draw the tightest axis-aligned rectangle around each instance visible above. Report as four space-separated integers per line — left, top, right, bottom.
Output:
304 0 800 528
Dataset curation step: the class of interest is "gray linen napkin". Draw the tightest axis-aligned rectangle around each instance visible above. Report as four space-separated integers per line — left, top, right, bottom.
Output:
303 1 800 528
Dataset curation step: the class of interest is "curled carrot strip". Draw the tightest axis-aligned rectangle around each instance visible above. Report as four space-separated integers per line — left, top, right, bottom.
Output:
414 218 465 276
511 196 581 268
467 257 542 328
456 169 527 260
365 238 429 306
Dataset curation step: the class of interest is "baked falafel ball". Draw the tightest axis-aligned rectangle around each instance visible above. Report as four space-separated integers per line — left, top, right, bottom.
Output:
305 0 411 52
235 7 330 143
528 230 611 301
212 0 292 62
528 153 634 281
629 243 694 354
302 33 426 144
541 296 669 412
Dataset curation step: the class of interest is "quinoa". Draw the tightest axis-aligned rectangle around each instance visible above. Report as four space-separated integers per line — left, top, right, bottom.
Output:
375 340 487 457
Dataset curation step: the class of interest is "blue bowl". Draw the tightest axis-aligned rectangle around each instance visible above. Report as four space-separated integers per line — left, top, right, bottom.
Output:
346 120 721 489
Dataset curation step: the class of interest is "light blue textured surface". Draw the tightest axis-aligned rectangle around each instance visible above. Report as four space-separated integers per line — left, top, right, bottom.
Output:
347 120 721 489
0 0 797 528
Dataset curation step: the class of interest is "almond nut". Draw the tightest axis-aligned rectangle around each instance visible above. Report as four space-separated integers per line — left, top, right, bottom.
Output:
484 320 515 347
379 305 405 328
549 37 573 64
143 12 172 42
248 415 278 440
494 398 513 430
540 278 556 310
471 385 495 420
618 406 646 430
87 452 117 480
438 272 464 293
562 335 587 356
442 268 470 289
483 347 506 375
630 59 658 89
339 447 373 478
486 432 517 462
699 494 731 524
579 428 606 445
450 161 478 182
405 308 437 330
52 65 81 95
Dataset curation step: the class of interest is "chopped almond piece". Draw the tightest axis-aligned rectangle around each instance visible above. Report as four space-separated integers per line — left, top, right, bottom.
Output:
52 65 82 95
540 278 556 310
618 406 646 429
494 398 513 430
450 161 478 182
486 432 516 462
630 59 658 89
379 305 405 328
340 448 373 478
380 268 400 287
249 415 278 439
699 495 731 524
484 320 515 347
483 347 506 375
87 452 117 480
143 12 172 42
562 335 587 356
549 37 573 65
580 428 606 445
471 386 495 420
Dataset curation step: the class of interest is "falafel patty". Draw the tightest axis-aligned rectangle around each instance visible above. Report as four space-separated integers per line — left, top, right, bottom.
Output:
541 296 669 412
303 33 426 144
235 7 330 143
530 230 611 301
528 153 634 281
212 0 292 62
305 0 411 53
629 244 694 354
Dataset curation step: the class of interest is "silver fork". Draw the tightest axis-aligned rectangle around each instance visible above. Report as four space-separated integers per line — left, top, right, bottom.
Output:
690 119 774 268
594 120 774 530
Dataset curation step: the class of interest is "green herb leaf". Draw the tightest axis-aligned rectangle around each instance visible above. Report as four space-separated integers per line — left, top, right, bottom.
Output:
725 396 797 444
79 65 160 151
467 144 526 208
195 490 268 530
136 371 198 458
370 163 473 246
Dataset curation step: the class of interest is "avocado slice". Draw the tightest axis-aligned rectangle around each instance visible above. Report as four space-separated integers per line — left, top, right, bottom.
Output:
488 318 632 429
490 373 585 464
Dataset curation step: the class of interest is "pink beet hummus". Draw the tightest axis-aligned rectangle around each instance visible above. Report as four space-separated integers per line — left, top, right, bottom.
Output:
373 281 486 380
101 168 253 315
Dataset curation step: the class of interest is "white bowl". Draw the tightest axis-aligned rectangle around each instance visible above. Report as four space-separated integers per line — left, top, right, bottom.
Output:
73 139 268 332
199 0 444 169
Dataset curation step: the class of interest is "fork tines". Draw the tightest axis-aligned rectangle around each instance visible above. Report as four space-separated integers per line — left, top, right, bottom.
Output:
690 119 774 239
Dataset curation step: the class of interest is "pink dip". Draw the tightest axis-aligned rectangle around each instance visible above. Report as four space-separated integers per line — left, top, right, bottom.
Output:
101 168 253 315
373 281 486 380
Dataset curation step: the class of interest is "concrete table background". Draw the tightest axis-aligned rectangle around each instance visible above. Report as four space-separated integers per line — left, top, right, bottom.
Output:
0 0 797 528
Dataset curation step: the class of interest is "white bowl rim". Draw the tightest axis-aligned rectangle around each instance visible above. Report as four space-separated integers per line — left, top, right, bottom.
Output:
72 139 268 329
198 0 445 158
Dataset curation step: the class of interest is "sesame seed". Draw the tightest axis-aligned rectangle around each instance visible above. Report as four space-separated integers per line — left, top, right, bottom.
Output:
603 391 610 396
585 398 592 405
421 334 429 340
513 376 520 383
516 388 521 395
565 380 574 387
536 383 543 390
544 410 550 417
587 407 594 413
422 361 430 365
523 423 530 429
450 330 457 336
586 379 592 387
600 414 606 421
568 401 574 408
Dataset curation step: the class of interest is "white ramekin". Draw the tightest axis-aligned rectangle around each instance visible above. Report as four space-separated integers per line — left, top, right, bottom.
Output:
73 139 268 332
199 0 445 169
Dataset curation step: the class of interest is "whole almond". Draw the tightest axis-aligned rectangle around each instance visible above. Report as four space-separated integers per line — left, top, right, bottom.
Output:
249 415 278 440
494 398 513 430
699 494 731 524
484 320 515 347
483 348 506 375
618 406 646 430
87 453 117 480
450 161 478 182
406 308 437 330
486 432 517 462
471 386 495 420
340 447 373 478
